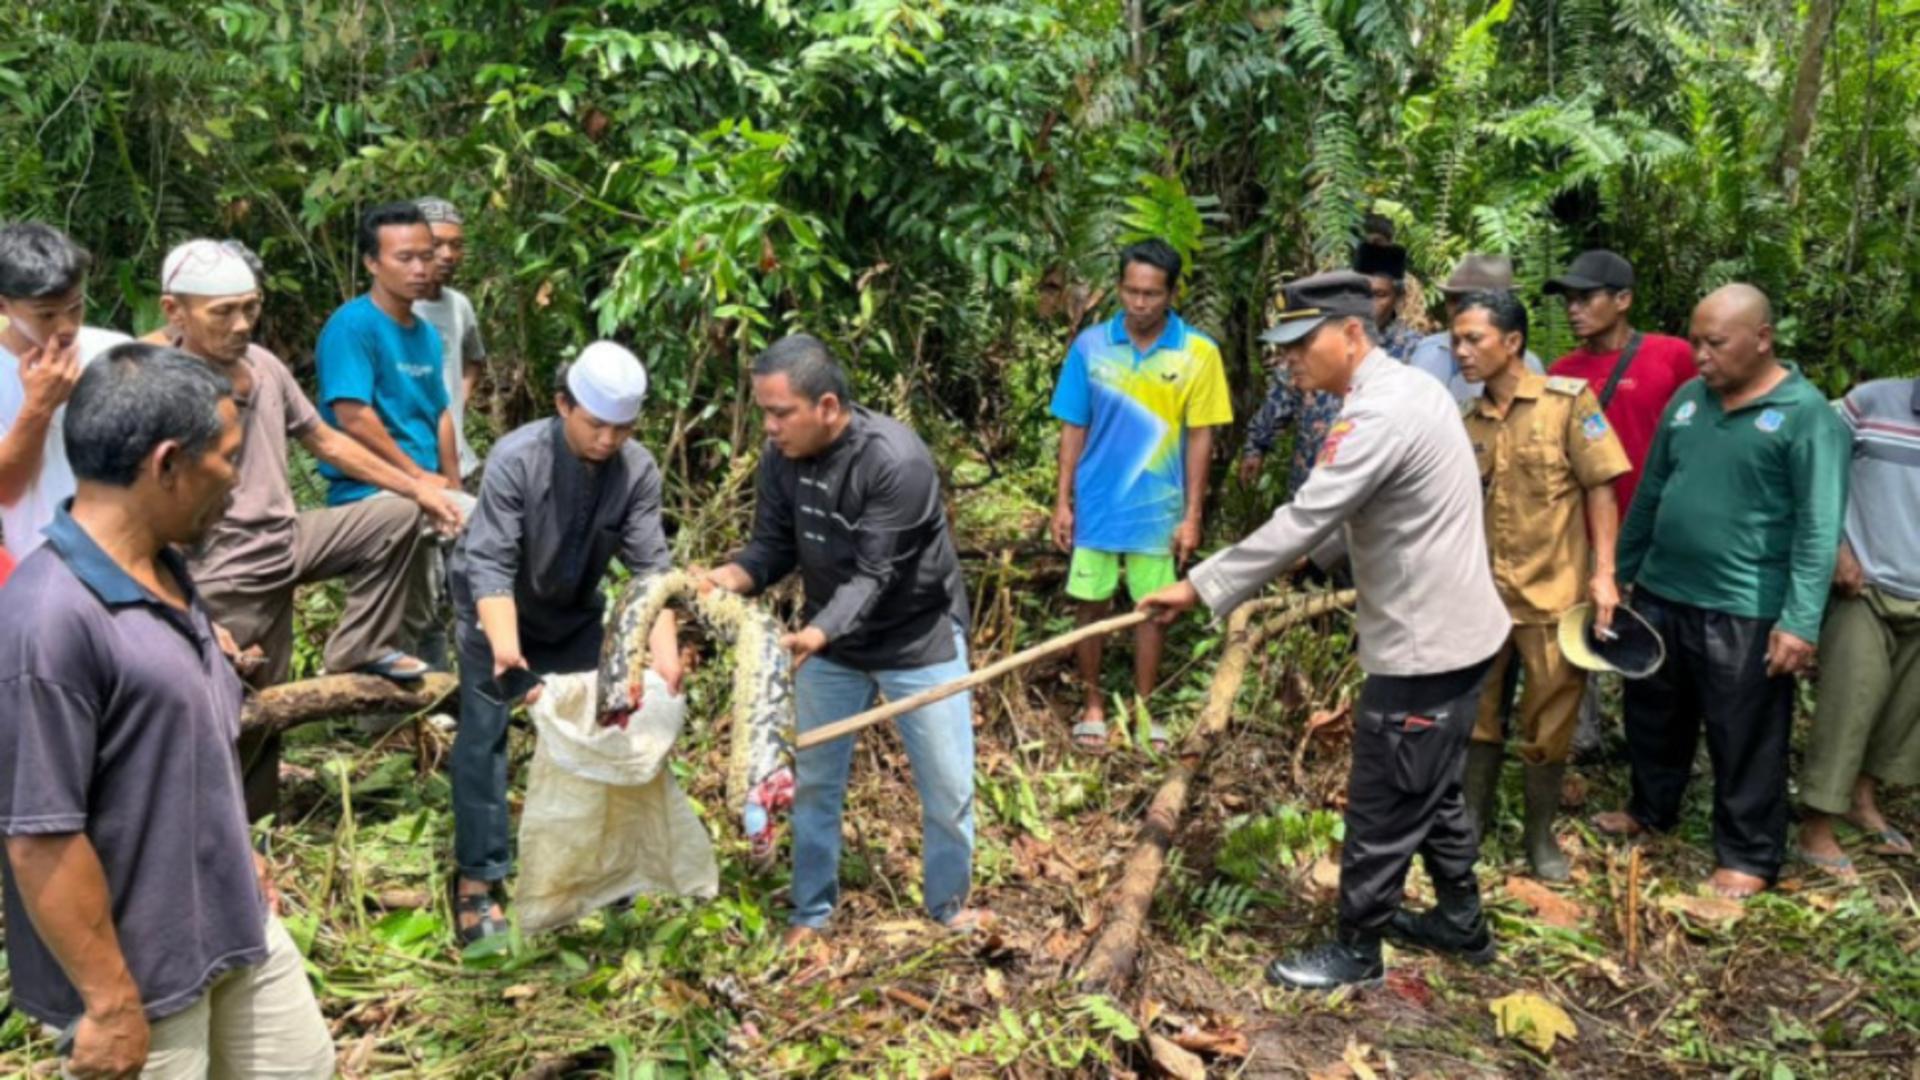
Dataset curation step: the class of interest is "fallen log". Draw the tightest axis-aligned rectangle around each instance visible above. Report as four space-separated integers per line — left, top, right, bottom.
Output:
794 610 1152 750
1073 589 1356 992
239 672 458 735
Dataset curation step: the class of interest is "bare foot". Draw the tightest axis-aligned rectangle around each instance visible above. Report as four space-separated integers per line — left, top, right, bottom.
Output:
1705 867 1767 899
942 908 998 935
1592 810 1648 838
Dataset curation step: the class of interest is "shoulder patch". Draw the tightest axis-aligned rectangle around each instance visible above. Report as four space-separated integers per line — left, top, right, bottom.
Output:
1317 419 1356 466
1545 376 1588 396
1582 413 1610 441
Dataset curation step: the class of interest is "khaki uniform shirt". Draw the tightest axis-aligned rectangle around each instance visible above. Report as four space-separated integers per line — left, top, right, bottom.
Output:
1191 350 1510 677
1464 372 1631 624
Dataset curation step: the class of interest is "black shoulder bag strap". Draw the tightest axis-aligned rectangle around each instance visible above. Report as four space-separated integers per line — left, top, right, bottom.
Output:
1597 331 1644 409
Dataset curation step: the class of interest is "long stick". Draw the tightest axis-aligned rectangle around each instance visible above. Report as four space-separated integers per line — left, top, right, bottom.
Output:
1075 590 1356 992
794 610 1152 750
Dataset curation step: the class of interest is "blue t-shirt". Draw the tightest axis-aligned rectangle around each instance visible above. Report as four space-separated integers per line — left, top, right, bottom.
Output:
315 294 449 505
1049 313 1233 554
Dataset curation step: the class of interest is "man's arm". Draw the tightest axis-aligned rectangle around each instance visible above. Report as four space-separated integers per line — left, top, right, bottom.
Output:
333 401 437 482
1777 407 1853 646
619 457 683 689
300 424 461 530
7 835 148 1075
1053 423 1086 553
724 452 799 595
1585 483 1622 632
0 339 82 507
462 453 528 673
803 448 941 650
437 410 460 487
1174 425 1214 565
1615 401 1682 586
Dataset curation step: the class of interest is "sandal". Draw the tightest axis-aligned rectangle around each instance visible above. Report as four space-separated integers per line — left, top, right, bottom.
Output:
1793 846 1858 880
1148 723 1171 754
1844 818 1914 857
1071 718 1110 755
453 887 508 945
357 651 430 683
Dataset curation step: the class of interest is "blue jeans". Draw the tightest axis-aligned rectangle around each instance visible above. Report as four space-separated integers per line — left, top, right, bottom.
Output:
789 626 975 928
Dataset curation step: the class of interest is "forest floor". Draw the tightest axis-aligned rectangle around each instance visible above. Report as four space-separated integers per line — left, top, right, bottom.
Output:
2 561 1917 1078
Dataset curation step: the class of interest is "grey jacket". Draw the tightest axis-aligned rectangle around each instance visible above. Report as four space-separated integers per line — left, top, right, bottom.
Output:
1190 350 1510 676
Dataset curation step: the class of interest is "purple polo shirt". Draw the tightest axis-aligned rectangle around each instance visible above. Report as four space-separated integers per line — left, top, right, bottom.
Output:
0 506 266 1029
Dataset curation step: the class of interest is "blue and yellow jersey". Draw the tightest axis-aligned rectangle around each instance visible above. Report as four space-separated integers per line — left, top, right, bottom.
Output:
1050 312 1234 554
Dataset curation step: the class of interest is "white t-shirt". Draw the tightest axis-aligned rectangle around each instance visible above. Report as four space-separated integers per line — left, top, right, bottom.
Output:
413 288 487 478
0 327 131 560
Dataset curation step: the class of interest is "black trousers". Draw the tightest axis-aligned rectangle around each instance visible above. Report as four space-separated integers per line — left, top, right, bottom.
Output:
1622 590 1794 881
1338 656 1495 935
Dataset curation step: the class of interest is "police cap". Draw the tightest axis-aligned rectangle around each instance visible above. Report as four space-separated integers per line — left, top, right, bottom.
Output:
1260 270 1375 346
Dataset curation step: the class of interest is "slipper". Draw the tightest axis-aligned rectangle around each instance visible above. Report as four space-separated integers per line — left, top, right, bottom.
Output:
1843 819 1914 857
1793 847 1857 880
1071 718 1110 755
1148 723 1171 754
357 651 429 682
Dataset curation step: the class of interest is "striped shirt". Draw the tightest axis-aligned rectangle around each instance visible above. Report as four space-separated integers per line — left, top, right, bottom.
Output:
1838 378 1920 600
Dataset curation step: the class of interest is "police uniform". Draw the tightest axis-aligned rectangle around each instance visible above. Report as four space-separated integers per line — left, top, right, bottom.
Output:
1188 271 1511 988
1465 373 1630 764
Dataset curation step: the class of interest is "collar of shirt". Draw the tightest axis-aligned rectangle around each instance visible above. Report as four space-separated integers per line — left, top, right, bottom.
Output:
1104 311 1189 361
1714 361 1809 415
1468 370 1547 419
42 501 197 610
1345 347 1395 394
811 404 872 464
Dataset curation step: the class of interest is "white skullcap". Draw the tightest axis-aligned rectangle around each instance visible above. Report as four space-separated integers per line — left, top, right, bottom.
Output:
161 239 258 297
566 341 648 424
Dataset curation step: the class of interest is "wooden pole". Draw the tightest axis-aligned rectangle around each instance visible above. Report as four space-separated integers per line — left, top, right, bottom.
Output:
793 610 1153 750
1074 589 1356 992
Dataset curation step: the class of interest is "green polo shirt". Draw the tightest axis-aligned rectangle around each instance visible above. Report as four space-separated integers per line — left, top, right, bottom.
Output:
1617 362 1849 642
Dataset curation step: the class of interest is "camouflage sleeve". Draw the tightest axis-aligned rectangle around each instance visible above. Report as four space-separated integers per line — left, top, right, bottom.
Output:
1242 378 1294 457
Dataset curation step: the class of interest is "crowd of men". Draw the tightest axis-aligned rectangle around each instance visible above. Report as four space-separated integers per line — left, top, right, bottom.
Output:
0 209 1915 1074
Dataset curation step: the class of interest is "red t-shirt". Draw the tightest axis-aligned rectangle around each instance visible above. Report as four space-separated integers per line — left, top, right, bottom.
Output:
1549 332 1697 513
0 548 13 588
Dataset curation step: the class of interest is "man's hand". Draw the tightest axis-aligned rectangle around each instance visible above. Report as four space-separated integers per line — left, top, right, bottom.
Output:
1237 454 1263 488
1136 579 1201 626
19 338 82 418
1590 571 1621 636
1050 501 1074 554
415 472 458 491
1833 540 1866 598
1765 629 1817 678
492 649 542 705
779 626 829 669
253 850 282 916
65 998 149 1080
1172 516 1201 568
212 623 265 678
414 482 464 535
702 563 755 597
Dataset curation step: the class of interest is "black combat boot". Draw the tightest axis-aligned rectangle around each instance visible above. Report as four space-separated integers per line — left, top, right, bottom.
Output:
1386 875 1496 964
1265 927 1385 991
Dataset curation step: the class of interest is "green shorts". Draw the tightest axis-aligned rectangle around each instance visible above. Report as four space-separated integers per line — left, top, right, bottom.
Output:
1066 548 1177 603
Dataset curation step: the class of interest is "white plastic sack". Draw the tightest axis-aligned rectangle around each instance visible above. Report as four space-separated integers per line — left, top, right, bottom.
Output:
516 670 718 934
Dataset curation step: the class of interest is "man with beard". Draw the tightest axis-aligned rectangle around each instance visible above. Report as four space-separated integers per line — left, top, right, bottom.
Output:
0 345 333 1078
1139 272 1510 990
155 238 463 816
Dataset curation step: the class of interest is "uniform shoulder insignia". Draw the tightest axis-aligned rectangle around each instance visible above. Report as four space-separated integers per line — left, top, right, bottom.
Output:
1545 375 1588 396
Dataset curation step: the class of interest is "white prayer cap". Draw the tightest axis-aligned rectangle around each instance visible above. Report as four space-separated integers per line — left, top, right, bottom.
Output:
566 341 648 425
161 239 258 297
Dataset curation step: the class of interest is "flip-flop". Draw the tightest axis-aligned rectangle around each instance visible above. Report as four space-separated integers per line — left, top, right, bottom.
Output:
1071 718 1110 755
1843 819 1914 857
357 651 430 682
1793 847 1858 880
1148 723 1171 754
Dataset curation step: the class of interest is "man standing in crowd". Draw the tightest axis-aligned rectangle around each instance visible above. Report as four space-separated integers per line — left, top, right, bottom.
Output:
414 197 489 483
155 239 463 816
0 223 129 562
705 334 988 946
1052 239 1232 753
1454 291 1630 881
1140 272 1511 990
1595 284 1849 899
448 342 680 944
1239 242 1419 495
1405 254 1542 403
1795 375 1920 873
0 345 332 1078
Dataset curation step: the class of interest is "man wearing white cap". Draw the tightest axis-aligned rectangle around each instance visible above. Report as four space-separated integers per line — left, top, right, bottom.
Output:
445 341 681 943
154 238 466 816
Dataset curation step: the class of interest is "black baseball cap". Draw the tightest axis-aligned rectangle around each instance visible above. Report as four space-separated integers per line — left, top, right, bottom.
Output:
1260 270 1375 345
1544 250 1634 295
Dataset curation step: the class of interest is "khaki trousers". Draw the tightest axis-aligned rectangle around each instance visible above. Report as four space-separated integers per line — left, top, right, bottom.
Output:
1472 623 1586 765
1803 587 1920 815
61 916 333 1079
198 497 428 818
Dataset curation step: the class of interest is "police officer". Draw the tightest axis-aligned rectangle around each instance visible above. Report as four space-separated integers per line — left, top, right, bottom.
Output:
1139 271 1511 990
1454 291 1630 881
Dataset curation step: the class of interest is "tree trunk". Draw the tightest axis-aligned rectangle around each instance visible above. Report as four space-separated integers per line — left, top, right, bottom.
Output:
1074 589 1356 992
1777 0 1840 203
239 673 458 735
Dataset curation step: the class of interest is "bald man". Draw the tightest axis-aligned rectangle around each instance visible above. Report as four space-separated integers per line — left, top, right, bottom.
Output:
1596 285 1849 898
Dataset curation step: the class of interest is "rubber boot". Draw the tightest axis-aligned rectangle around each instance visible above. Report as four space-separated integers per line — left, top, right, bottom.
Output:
1523 763 1572 882
1463 742 1503 849
1386 873 1495 964
1265 927 1385 991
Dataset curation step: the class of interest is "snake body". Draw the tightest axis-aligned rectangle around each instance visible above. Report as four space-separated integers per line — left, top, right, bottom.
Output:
596 570 794 839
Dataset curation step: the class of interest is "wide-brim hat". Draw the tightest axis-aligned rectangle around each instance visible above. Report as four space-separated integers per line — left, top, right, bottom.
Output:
1558 602 1665 679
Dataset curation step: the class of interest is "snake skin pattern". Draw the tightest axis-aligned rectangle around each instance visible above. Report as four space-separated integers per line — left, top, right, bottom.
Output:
598 570 795 843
